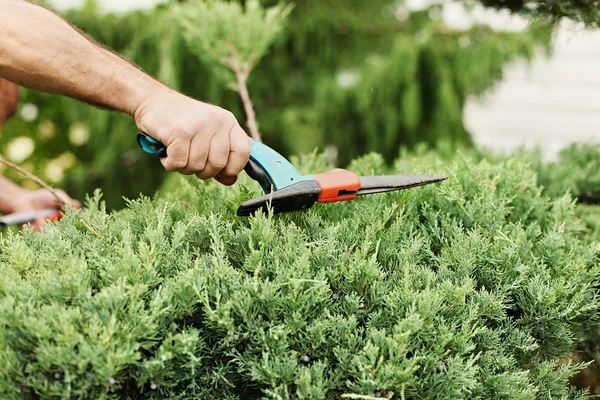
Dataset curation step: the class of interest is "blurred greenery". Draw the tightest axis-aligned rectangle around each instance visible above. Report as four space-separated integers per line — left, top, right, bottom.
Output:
473 0 600 28
176 0 294 91
1 0 554 209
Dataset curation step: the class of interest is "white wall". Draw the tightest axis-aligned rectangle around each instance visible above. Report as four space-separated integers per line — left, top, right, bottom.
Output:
421 2 600 161
463 20 600 161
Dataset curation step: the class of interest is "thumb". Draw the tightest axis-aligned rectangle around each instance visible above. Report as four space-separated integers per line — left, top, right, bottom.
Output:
215 174 237 186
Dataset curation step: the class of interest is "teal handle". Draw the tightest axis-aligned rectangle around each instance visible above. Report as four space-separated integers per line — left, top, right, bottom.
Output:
137 133 167 158
136 133 314 192
247 139 313 191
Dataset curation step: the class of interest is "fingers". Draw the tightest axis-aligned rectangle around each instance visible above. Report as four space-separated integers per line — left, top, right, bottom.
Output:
55 189 81 209
160 135 192 173
64 197 81 210
34 190 63 209
160 121 249 183
196 129 230 180
0 79 19 120
214 175 238 186
196 123 250 183
212 124 250 186
29 189 80 212
137 95 250 183
10 188 80 233
222 124 251 180
180 132 209 175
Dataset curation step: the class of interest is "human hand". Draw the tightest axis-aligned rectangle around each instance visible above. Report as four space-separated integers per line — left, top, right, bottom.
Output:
9 189 81 231
0 78 19 127
134 88 251 186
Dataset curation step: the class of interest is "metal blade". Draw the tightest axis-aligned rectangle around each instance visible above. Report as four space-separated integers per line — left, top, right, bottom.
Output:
357 175 447 196
0 208 60 227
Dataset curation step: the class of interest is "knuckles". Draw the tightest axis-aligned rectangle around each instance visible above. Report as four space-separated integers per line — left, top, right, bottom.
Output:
165 158 188 172
222 111 237 126
238 136 251 157
156 100 245 177
210 109 238 131
169 126 195 143
168 108 237 143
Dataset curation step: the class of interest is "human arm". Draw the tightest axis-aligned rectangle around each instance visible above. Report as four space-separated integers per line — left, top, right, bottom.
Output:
0 175 27 215
0 175 80 215
0 77 80 230
0 0 250 184
0 78 19 128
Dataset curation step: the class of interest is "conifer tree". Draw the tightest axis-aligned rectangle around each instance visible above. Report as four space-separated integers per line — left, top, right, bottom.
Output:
1 146 599 399
175 0 294 141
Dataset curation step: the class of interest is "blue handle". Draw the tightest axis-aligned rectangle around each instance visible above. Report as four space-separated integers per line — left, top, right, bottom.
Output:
136 133 313 191
247 139 313 191
137 133 167 158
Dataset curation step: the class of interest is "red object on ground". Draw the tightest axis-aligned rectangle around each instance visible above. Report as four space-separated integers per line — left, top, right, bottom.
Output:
313 169 361 203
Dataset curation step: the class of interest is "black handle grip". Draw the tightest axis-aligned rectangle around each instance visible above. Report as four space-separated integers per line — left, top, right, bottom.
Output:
244 158 274 194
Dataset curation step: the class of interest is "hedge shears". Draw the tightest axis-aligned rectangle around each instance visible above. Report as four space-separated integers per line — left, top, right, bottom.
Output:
137 133 447 216
0 208 62 228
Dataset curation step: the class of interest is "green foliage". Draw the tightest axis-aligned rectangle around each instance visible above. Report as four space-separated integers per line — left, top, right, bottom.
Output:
537 143 600 204
425 141 600 207
573 204 600 243
1 0 553 209
473 0 600 28
177 0 293 89
474 143 600 205
316 21 551 164
1 148 598 399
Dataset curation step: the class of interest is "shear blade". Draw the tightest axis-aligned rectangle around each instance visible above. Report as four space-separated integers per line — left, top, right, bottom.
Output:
357 175 447 196
0 208 60 227
237 180 321 216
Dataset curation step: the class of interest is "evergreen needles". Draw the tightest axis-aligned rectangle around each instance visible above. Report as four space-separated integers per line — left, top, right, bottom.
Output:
1 149 598 399
175 0 294 141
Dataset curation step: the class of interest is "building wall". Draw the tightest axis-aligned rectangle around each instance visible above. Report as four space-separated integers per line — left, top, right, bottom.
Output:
464 21 600 161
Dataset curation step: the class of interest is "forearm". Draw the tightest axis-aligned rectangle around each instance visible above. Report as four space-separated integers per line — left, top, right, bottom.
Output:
0 2 251 184
0 0 165 117
0 175 25 214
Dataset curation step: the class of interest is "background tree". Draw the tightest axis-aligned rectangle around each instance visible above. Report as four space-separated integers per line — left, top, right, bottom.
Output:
0 0 562 210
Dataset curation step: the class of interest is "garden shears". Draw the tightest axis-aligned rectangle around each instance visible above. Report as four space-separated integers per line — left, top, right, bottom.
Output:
0 208 62 228
137 133 447 216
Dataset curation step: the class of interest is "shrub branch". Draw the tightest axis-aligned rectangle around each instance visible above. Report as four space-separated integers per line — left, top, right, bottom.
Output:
0 154 65 206
223 39 261 142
